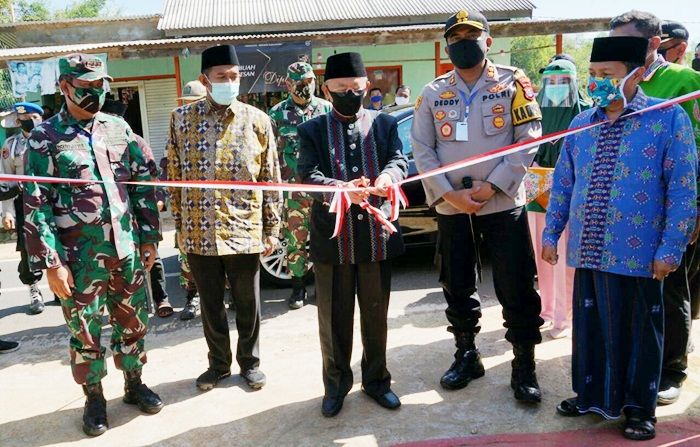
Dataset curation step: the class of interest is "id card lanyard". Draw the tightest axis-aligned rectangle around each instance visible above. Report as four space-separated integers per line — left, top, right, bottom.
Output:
456 89 479 142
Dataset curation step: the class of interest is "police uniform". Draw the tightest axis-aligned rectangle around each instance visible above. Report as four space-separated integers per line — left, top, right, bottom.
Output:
268 62 332 307
1 103 44 302
411 10 544 400
298 52 407 416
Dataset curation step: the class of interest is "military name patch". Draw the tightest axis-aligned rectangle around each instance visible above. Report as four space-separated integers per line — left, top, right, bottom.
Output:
435 110 446 121
440 122 453 138
435 99 460 107
492 104 505 114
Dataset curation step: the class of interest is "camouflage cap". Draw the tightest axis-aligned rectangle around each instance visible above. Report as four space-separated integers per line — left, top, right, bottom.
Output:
287 62 315 81
58 53 113 82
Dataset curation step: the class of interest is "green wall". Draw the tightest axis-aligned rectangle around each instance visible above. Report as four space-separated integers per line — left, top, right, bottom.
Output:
108 56 174 79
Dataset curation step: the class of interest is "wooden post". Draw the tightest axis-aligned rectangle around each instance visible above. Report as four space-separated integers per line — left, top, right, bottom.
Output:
174 55 183 106
434 41 441 77
556 34 563 55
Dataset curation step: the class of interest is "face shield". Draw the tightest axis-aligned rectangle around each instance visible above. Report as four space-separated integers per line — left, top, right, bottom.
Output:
540 70 577 108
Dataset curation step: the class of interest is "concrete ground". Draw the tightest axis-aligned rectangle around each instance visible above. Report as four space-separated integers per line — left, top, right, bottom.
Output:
0 229 698 447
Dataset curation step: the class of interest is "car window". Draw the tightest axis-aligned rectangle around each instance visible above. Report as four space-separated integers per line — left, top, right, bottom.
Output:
397 117 413 158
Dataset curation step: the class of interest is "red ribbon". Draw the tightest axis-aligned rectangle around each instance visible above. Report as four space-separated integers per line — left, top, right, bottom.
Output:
386 184 409 222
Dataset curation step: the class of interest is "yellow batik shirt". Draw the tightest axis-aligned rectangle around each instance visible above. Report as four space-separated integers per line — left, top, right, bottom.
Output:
166 98 282 256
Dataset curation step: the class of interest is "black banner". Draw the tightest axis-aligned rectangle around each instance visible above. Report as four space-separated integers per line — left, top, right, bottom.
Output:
237 41 312 94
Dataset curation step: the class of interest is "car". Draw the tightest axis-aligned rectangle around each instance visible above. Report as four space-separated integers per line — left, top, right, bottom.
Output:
260 104 437 286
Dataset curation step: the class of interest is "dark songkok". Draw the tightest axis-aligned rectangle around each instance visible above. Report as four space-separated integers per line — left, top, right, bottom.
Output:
101 99 127 117
201 45 239 73
324 52 367 81
590 37 648 66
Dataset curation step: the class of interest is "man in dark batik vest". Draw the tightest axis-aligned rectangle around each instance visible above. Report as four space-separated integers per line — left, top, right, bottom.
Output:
298 52 408 418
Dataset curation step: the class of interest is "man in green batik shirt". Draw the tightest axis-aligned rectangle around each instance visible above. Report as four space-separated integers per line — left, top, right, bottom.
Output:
611 10 700 406
23 53 164 437
268 62 332 309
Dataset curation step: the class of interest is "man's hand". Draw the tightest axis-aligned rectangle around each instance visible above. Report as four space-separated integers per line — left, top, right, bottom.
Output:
263 235 279 257
368 173 393 197
157 200 165 212
471 182 497 203
653 260 677 281
542 245 558 265
140 243 157 272
47 265 74 299
2 215 15 230
442 188 485 214
344 177 370 205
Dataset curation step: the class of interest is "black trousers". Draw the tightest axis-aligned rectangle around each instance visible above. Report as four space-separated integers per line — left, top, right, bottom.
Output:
314 261 392 398
689 243 700 320
437 206 543 345
148 251 168 304
661 242 695 385
188 253 261 373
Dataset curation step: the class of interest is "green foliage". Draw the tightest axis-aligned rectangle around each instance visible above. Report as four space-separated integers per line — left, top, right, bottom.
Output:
14 0 50 21
509 35 555 86
54 0 106 19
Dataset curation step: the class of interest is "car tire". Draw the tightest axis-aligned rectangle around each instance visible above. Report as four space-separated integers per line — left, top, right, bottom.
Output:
259 238 313 287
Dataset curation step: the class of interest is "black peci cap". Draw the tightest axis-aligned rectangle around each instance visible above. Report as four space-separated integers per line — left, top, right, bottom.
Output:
201 45 239 73
324 52 367 80
590 36 648 66
444 9 489 38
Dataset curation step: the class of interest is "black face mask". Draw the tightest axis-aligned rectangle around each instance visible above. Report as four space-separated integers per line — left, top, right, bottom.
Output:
329 90 365 116
693 58 700 71
447 39 487 69
19 119 36 133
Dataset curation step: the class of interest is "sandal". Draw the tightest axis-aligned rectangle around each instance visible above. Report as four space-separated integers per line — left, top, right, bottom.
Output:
156 301 174 318
556 397 585 417
623 408 656 441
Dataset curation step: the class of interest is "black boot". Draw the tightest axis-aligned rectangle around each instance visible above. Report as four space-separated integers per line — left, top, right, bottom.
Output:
288 277 306 310
440 327 485 390
82 383 107 437
123 370 164 414
511 344 541 403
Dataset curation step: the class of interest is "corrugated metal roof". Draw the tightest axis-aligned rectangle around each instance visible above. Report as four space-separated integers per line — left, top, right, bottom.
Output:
0 14 160 29
158 0 534 31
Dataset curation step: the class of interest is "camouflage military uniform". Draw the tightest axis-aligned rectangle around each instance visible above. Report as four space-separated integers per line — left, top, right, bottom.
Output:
23 107 161 385
268 63 331 278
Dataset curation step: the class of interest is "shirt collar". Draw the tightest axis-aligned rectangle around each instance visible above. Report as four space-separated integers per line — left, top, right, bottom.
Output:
57 105 96 129
284 96 318 112
201 97 241 116
453 59 500 93
643 54 669 81
331 107 364 124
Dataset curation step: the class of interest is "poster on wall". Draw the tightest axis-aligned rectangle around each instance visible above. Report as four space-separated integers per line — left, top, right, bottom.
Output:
8 53 109 98
236 41 312 94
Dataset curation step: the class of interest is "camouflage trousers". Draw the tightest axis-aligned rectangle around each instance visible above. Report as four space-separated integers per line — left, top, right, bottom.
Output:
283 192 312 278
60 251 149 385
176 231 197 292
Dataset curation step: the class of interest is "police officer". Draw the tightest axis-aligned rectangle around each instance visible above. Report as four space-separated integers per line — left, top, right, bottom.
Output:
0 102 45 314
411 10 544 404
269 62 332 309
23 53 164 436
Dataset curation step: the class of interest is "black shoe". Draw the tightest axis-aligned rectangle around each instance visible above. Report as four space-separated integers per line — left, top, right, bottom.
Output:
82 383 108 437
287 283 306 310
511 344 541 403
657 378 682 405
123 370 164 414
321 395 345 417
0 339 19 353
180 291 200 321
196 368 231 391
28 284 45 315
440 328 485 390
241 368 266 390
556 397 585 417
362 388 401 410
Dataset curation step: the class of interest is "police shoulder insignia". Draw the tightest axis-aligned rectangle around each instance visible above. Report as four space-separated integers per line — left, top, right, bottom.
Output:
435 110 446 121
487 65 496 79
2 148 8 159
511 70 541 126
415 95 423 110
449 74 457 86
439 91 456 100
440 122 453 137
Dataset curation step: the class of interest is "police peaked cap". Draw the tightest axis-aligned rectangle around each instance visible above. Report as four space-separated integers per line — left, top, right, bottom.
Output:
324 52 367 80
590 37 648 66
201 45 240 72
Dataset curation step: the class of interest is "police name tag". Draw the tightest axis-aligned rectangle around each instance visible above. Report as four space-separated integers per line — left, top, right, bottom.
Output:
455 122 469 141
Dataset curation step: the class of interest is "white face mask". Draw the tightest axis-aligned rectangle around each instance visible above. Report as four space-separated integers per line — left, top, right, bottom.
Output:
205 76 240 105
394 96 409 106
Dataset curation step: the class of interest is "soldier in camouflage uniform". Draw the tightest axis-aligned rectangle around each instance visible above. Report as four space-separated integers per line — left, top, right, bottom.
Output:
23 54 164 437
269 62 332 309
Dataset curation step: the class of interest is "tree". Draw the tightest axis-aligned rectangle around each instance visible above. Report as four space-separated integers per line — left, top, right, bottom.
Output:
509 35 555 86
13 0 50 21
54 0 107 20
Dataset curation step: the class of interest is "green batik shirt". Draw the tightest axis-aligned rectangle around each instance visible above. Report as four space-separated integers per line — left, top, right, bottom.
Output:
23 107 161 270
269 96 332 182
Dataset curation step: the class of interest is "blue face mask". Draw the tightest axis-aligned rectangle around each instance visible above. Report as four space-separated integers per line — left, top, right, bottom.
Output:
543 84 570 106
587 70 635 108
370 95 382 103
206 77 240 105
